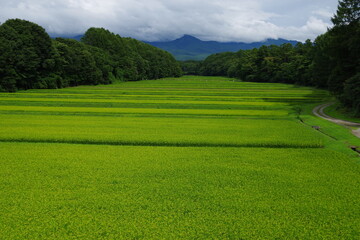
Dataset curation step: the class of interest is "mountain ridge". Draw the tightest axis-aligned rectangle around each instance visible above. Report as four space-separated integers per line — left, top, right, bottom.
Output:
145 35 299 61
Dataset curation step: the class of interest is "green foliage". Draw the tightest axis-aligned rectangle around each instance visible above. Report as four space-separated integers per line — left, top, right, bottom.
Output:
331 0 360 26
0 19 54 91
343 73 360 116
316 0 359 112
180 61 202 75
53 38 105 86
311 34 332 88
81 28 182 81
199 52 238 76
324 102 360 123
0 24 19 92
200 43 314 86
0 20 182 92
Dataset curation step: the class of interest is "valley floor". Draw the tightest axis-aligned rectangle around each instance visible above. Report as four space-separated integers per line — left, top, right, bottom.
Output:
0 76 359 239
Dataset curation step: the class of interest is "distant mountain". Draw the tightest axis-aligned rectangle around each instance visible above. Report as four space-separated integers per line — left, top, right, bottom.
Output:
49 34 83 41
146 35 299 61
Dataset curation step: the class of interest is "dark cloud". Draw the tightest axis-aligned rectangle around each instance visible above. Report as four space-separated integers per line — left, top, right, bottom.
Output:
0 0 338 42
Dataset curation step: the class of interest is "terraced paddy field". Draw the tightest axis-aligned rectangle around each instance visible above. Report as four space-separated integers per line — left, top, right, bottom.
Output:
0 76 359 239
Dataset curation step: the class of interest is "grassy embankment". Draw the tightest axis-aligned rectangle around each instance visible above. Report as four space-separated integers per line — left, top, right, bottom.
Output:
323 102 360 124
0 76 359 239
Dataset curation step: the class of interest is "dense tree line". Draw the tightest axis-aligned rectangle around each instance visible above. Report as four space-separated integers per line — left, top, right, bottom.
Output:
0 19 182 92
197 0 360 116
198 41 314 85
180 60 202 75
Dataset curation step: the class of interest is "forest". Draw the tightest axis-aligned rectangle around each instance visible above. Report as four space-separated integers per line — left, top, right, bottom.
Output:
0 19 182 92
183 0 360 116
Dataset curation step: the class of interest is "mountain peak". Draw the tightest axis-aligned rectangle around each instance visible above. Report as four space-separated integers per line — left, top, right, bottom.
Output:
175 35 201 42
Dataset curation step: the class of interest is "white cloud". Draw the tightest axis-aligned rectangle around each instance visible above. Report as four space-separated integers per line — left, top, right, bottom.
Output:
313 9 335 19
276 16 331 42
0 0 339 42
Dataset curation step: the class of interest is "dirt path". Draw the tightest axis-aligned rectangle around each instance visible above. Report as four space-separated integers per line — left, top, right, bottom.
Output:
313 103 360 138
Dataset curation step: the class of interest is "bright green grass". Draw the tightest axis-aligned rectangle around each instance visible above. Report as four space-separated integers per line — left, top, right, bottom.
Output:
0 94 322 104
0 76 358 239
0 114 323 148
323 102 360 124
0 143 359 239
0 105 289 116
0 97 285 105
298 103 360 155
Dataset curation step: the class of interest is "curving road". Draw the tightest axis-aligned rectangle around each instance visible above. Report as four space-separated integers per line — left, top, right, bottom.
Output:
313 103 360 138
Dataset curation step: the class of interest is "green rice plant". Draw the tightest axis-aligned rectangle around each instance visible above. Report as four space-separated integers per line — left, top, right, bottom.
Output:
0 143 359 239
0 114 323 148
0 105 290 116
0 97 286 106
1 75 358 239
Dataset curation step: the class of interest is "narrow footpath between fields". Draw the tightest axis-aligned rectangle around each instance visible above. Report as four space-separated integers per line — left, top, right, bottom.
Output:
313 103 360 138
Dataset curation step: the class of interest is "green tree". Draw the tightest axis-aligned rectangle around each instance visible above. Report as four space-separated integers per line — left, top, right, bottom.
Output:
0 24 19 92
54 38 104 86
82 28 182 81
331 0 360 26
343 73 360 116
0 19 54 90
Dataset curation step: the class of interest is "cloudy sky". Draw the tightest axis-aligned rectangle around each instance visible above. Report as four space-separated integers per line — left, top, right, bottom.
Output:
0 0 339 42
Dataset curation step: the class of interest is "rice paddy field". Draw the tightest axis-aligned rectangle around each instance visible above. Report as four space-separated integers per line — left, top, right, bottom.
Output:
0 76 359 239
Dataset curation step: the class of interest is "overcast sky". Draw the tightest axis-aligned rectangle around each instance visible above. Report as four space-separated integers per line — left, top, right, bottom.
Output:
0 0 339 42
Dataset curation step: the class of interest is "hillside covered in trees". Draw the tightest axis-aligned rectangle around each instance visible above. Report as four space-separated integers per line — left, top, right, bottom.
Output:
0 19 182 92
189 0 359 116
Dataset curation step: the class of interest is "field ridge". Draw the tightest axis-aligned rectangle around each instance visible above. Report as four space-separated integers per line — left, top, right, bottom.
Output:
0 138 324 149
